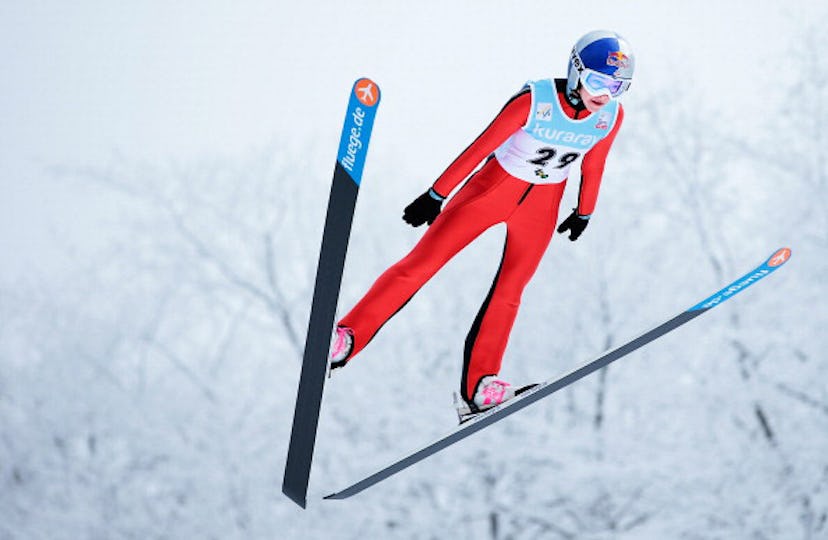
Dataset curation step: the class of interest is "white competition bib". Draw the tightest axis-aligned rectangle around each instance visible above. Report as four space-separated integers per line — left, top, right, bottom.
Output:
494 79 618 184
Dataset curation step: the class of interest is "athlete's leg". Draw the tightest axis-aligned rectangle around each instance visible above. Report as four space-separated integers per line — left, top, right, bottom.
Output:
462 181 566 401
338 160 514 360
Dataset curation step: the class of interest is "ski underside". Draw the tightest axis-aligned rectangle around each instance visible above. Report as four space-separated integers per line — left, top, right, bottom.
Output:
282 78 381 508
325 248 792 500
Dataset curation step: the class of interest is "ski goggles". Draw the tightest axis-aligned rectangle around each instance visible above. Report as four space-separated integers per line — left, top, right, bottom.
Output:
580 69 630 98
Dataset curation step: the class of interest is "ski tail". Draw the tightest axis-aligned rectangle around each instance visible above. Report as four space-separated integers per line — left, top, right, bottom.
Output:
282 78 381 508
323 248 792 500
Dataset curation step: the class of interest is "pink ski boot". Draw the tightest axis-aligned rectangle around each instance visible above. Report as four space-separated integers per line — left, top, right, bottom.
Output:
328 326 354 375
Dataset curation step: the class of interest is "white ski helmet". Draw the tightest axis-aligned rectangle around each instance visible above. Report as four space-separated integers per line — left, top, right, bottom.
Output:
567 30 635 104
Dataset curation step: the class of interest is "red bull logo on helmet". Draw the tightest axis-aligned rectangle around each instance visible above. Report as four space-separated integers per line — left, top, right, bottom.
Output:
606 51 630 69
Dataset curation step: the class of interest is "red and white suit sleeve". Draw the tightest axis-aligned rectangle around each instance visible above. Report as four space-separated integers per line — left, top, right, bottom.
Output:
431 91 531 198
576 105 624 216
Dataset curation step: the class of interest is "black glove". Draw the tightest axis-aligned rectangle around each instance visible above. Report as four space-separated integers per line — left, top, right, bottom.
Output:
557 209 590 241
403 189 444 227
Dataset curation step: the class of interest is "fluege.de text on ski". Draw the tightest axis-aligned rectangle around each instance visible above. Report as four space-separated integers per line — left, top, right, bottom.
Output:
696 269 771 310
342 107 366 173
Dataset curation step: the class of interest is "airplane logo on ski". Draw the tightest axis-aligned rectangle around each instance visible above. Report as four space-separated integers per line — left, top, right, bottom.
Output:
768 248 791 267
355 78 379 107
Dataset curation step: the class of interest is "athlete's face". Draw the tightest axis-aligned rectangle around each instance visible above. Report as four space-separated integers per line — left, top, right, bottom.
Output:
578 85 611 113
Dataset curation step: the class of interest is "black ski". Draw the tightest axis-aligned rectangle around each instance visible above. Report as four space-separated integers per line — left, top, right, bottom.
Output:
325 248 792 500
282 78 381 508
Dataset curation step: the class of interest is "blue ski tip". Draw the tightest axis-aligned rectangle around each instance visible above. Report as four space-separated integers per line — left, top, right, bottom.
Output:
336 78 381 186
689 247 791 312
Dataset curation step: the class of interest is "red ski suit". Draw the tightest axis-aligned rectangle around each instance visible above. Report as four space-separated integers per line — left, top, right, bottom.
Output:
339 79 624 401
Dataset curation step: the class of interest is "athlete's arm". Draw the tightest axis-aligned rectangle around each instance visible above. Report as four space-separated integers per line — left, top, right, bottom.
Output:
431 90 531 197
576 105 625 216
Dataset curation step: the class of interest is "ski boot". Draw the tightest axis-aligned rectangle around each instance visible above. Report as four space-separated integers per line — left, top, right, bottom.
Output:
453 376 537 424
328 325 354 377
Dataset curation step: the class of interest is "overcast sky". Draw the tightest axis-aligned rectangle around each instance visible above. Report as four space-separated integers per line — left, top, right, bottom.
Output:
0 0 821 281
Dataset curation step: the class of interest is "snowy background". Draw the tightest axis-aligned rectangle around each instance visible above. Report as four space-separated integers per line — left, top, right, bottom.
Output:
1 1 827 539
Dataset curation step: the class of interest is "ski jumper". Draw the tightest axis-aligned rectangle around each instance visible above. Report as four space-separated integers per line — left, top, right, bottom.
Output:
338 79 624 401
